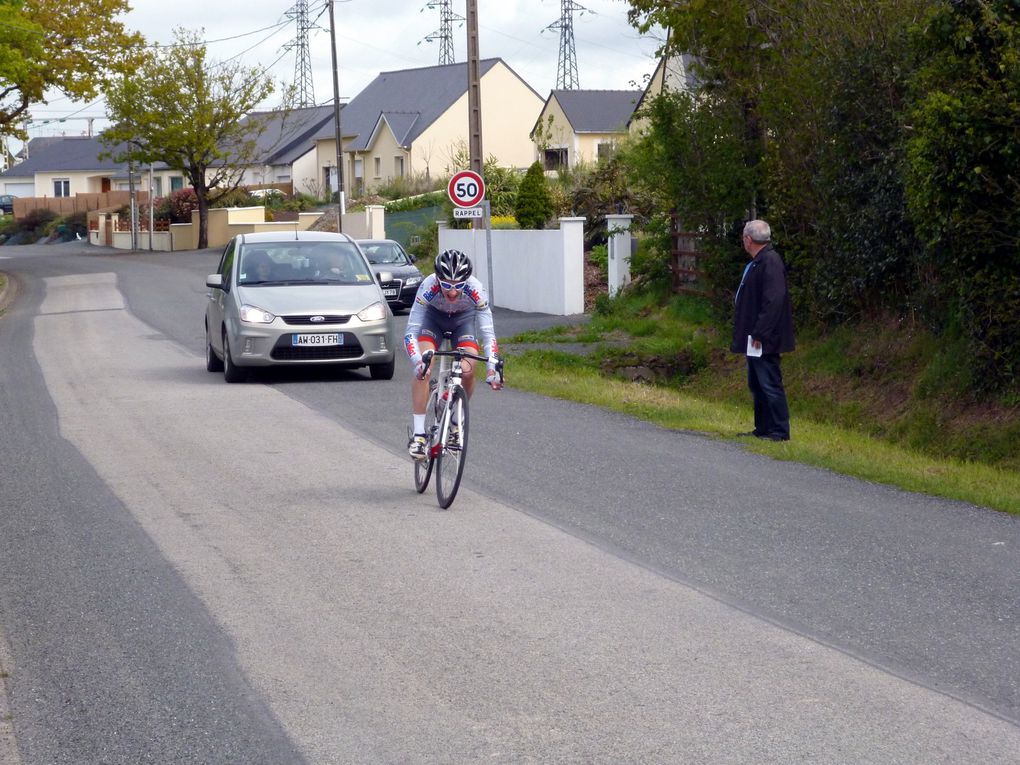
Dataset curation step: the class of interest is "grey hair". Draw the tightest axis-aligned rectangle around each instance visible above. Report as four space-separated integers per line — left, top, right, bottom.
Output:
743 219 771 244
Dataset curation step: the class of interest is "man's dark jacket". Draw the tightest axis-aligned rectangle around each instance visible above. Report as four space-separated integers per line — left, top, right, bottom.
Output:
730 244 795 354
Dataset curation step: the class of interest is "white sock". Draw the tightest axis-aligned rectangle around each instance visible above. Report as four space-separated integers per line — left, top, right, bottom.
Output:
413 414 425 434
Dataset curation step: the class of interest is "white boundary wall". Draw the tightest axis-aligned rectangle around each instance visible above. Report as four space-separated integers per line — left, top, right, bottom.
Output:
438 217 585 315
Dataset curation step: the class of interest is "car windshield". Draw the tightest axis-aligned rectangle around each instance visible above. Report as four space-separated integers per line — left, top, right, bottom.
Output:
237 242 375 286
361 242 409 265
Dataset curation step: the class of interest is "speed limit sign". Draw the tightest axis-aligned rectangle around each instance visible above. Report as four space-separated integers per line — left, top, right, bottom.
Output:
448 170 486 208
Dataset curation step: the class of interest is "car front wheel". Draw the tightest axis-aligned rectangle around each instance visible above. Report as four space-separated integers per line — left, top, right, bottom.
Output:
206 322 223 372
369 358 395 380
222 329 246 383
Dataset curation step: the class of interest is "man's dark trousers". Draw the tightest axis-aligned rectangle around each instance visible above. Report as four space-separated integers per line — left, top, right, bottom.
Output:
747 353 790 440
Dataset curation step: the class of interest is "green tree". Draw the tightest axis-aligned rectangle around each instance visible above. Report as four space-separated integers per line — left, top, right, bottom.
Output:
0 0 143 138
905 0 1020 389
102 28 290 249
624 0 929 314
514 161 554 229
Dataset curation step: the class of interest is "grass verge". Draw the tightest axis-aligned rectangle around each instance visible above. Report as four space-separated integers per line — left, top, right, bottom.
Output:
506 348 1020 515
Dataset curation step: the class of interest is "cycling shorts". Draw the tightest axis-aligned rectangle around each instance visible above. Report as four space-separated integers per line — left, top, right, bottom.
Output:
415 309 480 353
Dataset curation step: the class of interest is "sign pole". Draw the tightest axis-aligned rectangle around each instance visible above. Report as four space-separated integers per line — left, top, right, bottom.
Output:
483 199 493 305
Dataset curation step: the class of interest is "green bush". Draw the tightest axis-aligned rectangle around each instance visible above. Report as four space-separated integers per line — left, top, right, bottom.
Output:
407 221 438 272
514 161 555 229
904 0 1020 391
210 188 257 209
155 189 198 223
385 191 447 213
377 172 441 200
589 244 608 280
15 208 58 241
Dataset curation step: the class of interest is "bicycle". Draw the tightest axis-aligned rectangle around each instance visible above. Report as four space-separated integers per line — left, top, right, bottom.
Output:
412 337 504 509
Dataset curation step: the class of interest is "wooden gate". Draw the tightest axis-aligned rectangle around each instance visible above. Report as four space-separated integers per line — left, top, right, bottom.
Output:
670 214 708 295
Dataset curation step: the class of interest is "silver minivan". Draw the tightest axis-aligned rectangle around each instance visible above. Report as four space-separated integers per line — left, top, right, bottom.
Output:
204 231 396 382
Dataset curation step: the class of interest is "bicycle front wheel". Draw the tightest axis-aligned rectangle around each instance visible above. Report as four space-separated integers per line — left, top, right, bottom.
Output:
435 387 468 509
414 388 440 493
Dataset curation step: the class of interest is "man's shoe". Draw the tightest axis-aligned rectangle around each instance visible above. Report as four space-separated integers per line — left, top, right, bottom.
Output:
756 433 789 442
408 433 427 459
447 423 460 449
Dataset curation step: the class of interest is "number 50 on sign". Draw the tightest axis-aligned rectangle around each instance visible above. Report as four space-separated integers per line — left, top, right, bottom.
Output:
448 170 486 208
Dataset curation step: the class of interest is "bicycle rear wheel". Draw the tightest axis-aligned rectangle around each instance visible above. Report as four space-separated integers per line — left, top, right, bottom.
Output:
435 387 468 509
414 388 440 493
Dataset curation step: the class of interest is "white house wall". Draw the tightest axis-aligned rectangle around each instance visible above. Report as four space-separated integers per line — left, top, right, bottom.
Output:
291 148 320 196
364 126 405 190
415 62 544 175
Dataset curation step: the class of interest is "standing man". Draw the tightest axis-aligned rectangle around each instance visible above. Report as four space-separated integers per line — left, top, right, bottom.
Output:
731 219 795 441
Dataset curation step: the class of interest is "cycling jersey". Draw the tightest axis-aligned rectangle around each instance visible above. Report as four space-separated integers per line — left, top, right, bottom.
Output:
404 274 498 367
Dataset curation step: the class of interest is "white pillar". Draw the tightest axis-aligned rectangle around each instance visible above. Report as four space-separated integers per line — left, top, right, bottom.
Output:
363 204 383 238
559 217 585 315
606 214 633 297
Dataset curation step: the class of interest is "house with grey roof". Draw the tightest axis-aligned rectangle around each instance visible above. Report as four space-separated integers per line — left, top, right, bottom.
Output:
308 59 544 195
231 104 337 197
529 89 643 171
628 52 700 135
0 135 183 199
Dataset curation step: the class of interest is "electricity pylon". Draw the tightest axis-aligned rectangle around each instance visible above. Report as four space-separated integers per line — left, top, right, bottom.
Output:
285 0 316 106
544 0 589 90
423 0 462 65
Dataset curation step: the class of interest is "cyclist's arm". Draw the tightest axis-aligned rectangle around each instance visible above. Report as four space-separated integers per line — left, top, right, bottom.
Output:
467 278 499 366
403 277 437 363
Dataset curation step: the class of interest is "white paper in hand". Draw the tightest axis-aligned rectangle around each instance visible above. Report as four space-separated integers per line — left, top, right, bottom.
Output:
746 335 762 357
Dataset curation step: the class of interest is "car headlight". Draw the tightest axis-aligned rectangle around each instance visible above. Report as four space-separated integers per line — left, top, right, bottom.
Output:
357 301 388 322
404 275 422 287
239 304 276 323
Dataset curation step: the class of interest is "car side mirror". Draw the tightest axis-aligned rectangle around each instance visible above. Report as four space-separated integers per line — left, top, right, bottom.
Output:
377 271 393 284
206 274 223 289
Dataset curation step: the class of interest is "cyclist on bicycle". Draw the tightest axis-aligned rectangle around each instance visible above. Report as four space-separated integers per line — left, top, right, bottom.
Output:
404 249 501 459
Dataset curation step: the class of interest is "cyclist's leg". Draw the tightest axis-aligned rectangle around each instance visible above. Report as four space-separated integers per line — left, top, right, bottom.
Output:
412 319 443 415
408 318 441 459
412 338 436 412
452 313 480 399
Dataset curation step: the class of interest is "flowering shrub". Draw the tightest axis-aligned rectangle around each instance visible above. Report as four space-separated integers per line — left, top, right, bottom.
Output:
155 189 199 223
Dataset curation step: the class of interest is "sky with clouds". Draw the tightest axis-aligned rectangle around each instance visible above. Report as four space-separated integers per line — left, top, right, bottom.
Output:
23 0 666 145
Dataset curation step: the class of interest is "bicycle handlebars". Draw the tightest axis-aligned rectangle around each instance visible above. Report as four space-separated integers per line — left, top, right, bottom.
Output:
420 348 504 386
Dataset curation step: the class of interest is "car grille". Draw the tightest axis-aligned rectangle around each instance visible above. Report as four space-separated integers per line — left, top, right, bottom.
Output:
270 337 365 361
380 278 403 291
283 314 351 325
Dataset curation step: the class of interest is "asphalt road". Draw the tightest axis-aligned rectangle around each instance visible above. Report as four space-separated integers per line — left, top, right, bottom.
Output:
0 241 1018 763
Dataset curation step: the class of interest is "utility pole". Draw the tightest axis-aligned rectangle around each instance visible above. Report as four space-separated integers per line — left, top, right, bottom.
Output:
128 162 138 251
148 163 154 251
464 0 492 303
465 0 482 173
328 0 346 231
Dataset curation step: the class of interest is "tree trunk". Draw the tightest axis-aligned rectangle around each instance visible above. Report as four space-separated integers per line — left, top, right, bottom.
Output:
196 189 210 250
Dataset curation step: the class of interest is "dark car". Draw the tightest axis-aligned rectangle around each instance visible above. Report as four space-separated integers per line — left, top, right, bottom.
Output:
0 195 15 215
356 239 424 313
